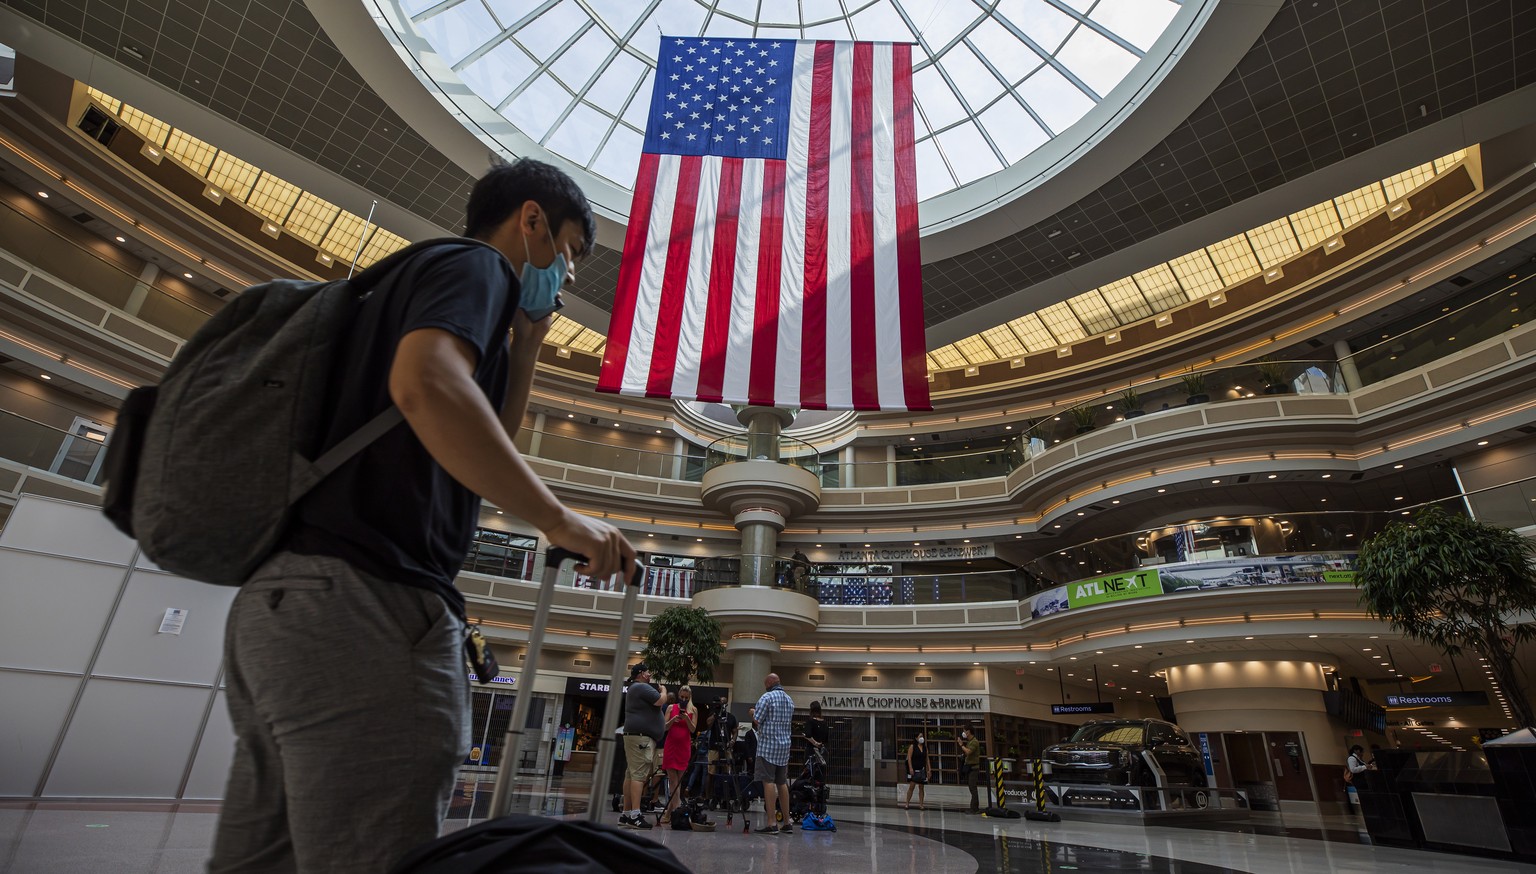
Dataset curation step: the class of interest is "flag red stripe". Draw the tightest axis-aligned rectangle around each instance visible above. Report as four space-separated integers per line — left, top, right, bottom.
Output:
696 158 742 403
749 160 785 406
800 41 836 409
850 42 879 411
598 151 660 395
645 156 702 397
892 43 929 411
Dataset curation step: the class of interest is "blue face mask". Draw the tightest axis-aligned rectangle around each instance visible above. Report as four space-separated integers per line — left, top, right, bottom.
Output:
519 208 566 321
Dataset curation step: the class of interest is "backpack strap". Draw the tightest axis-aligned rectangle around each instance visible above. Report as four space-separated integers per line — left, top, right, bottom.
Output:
311 406 405 480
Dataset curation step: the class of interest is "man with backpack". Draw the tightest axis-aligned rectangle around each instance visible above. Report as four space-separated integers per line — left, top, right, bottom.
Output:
206 159 637 873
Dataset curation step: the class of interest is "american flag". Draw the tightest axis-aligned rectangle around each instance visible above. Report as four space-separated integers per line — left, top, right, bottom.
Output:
598 37 930 412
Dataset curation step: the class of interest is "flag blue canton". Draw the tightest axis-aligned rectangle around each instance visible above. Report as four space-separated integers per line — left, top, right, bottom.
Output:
642 36 797 160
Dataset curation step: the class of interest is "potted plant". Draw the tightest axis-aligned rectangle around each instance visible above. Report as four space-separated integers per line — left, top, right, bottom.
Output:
1068 405 1097 434
1117 386 1146 419
640 605 725 685
1255 358 1293 394
1179 371 1209 405
1355 506 1535 727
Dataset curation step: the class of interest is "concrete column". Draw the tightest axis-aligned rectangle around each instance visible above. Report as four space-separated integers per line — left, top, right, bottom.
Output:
528 412 546 457
123 263 158 316
739 406 790 461
886 444 897 487
672 436 686 480
736 508 784 587
726 635 781 714
1334 340 1362 392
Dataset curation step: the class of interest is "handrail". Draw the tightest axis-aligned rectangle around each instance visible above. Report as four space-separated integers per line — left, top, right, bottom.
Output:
0 408 109 485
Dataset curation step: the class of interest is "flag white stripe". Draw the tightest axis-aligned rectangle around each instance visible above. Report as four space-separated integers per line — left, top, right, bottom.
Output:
871 46 905 410
723 158 764 405
823 42 855 409
776 41 817 409
620 154 682 396
670 158 720 401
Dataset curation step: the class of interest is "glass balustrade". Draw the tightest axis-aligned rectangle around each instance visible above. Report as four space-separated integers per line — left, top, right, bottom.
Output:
703 433 823 476
0 197 217 344
0 409 109 485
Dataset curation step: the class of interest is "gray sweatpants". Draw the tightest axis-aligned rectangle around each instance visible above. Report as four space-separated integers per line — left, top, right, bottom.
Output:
208 552 469 873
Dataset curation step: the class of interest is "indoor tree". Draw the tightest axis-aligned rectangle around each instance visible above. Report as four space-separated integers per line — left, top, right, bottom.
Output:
1354 505 1536 727
641 605 725 686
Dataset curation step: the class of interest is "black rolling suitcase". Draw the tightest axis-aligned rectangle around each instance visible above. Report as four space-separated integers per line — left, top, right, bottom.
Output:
390 547 688 874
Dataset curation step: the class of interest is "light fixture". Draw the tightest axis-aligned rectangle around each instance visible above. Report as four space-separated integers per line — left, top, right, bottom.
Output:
613 422 621 427
1263 267 1283 283
114 235 126 243
1210 479 1221 484
183 272 194 279
495 510 503 515
1267 474 1278 479
1321 474 1331 479
261 222 281 239
39 374 52 380
316 252 334 266
1477 440 1489 446
36 191 49 198
1157 488 1166 493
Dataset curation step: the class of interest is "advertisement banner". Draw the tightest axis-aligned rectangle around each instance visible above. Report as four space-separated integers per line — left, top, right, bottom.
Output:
0 44 15 98
1065 569 1163 609
1028 552 1359 620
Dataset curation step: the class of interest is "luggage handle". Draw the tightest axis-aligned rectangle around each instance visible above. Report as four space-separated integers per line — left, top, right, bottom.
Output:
489 548 643 820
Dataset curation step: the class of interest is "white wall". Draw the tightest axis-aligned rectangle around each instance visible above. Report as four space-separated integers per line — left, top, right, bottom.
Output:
0 495 236 799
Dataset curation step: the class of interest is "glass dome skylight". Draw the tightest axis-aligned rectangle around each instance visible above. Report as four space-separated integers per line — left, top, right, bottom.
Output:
383 0 1186 213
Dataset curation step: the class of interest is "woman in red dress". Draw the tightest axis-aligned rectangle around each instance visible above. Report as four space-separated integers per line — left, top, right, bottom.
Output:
661 686 697 822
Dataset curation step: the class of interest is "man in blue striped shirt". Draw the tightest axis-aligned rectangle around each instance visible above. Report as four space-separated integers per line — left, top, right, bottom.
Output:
753 672 796 834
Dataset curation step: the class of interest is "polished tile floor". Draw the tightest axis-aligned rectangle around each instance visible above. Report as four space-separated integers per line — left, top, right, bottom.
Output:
4 776 1534 873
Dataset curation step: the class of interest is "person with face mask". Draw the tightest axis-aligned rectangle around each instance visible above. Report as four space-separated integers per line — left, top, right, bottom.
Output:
960 728 984 814
903 734 929 810
209 158 638 873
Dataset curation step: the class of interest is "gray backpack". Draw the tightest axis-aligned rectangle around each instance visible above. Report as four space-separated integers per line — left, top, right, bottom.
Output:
101 238 495 585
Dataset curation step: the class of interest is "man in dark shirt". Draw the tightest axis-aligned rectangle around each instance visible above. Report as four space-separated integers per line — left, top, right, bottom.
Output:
209 159 636 873
620 663 666 829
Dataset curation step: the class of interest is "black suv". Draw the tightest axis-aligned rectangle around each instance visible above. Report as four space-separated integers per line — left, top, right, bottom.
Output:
1044 719 1206 787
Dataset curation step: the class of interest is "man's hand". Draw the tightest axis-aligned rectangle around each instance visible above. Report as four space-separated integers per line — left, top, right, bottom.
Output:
544 508 637 582
510 307 554 349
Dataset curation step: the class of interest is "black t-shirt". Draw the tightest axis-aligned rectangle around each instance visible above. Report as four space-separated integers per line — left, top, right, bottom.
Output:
804 717 829 749
287 242 518 619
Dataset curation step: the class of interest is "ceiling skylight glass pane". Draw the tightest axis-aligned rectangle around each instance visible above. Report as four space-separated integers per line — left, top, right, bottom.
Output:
756 25 802 41
940 43 1005 110
979 98 1049 163
1017 64 1094 133
713 0 759 19
546 102 612 165
913 65 968 129
551 27 617 92
981 325 1027 358
588 50 647 114
1131 264 1185 311
1007 313 1057 350
585 0 648 37
592 124 644 185
1057 0 1095 13
914 138 954 200
930 345 968 369
1206 232 1261 285
1382 161 1435 202
1334 182 1388 228
849 2 915 43
1288 202 1342 250
164 129 217 176
515 2 592 62
460 42 537 106
937 123 1002 184
1169 250 1222 299
1090 0 1180 53
621 71 656 127
207 152 260 201
401 0 440 17
641 0 709 42
801 0 846 23
501 72 572 141
1067 291 1118 333
418 2 497 66
804 18 853 40
1056 25 1138 98
967 18 1046 85
998 0 1078 54
901 0 977 51
485 0 537 30
954 335 995 363
704 14 755 39
757 4 800 26
1039 302 1086 343
1098 278 1153 322
1245 217 1299 268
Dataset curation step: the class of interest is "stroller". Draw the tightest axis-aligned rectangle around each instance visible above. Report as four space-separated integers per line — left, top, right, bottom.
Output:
789 745 833 829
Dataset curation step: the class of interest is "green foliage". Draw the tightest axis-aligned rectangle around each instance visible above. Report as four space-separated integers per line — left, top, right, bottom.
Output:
1179 371 1207 395
1117 386 1143 412
1254 357 1292 387
641 605 725 686
1355 506 1536 726
1068 405 1097 430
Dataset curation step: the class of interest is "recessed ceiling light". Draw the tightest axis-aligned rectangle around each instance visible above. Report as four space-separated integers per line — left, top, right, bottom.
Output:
1211 479 1221 484
1157 488 1166 493
39 374 52 380
567 413 574 418
114 235 126 243
36 191 48 198
183 272 194 279
1321 474 1331 479
1185 640 1194 644
1393 464 1404 469
1477 440 1489 446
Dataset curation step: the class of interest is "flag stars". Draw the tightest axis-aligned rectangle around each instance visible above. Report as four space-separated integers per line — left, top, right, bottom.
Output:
714 134 724 142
